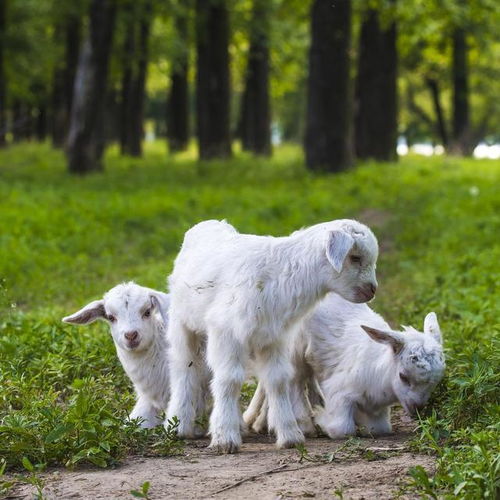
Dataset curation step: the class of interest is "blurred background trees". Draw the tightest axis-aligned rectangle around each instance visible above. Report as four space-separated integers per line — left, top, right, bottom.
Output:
0 0 498 173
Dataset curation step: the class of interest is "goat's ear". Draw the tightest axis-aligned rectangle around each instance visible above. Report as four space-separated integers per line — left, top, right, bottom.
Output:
62 300 105 325
361 325 405 355
424 312 442 344
326 230 355 273
150 292 170 325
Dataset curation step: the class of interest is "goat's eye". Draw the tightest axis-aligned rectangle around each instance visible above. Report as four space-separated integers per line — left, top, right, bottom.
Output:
107 314 116 323
399 373 410 385
143 309 151 319
350 255 362 264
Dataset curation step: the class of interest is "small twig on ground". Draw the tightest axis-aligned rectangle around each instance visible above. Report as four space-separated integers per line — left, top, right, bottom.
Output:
365 446 406 452
168 472 192 479
211 464 288 495
211 461 340 495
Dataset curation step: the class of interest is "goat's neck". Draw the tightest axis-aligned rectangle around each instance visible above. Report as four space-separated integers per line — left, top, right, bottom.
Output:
270 233 331 318
365 345 398 406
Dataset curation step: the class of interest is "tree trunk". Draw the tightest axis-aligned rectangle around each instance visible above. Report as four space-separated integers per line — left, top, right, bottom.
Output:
239 0 271 156
450 27 470 155
120 1 151 157
196 0 232 160
167 9 189 153
119 21 135 154
0 0 6 147
426 77 448 148
36 104 47 141
354 7 398 162
305 0 352 172
52 16 81 148
128 2 151 157
66 0 116 174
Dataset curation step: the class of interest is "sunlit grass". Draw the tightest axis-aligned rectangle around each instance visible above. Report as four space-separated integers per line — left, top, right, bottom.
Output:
0 143 498 497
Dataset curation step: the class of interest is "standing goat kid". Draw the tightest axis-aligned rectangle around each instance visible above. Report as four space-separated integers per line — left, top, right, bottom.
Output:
166 219 378 453
63 282 170 428
246 293 445 438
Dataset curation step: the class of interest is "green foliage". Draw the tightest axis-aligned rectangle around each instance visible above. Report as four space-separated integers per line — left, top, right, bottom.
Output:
130 480 151 499
0 143 499 498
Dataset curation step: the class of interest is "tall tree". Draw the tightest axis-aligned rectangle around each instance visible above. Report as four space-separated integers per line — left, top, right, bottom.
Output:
305 0 352 171
119 0 152 157
426 77 448 148
450 26 470 155
66 0 116 174
128 1 151 156
167 6 189 153
239 0 271 156
52 14 81 148
0 0 6 147
195 0 231 160
119 8 136 155
354 6 398 161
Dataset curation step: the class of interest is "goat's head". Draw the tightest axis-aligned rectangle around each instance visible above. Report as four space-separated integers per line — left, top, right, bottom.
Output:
361 312 445 416
325 220 378 303
62 282 169 353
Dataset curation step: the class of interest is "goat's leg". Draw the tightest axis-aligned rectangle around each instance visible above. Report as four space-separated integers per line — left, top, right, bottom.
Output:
355 407 392 436
165 318 203 438
289 361 316 436
258 343 305 449
243 382 265 429
129 396 161 429
206 332 246 453
315 390 356 438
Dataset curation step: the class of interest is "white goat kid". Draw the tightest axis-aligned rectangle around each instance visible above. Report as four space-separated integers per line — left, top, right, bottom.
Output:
166 219 378 453
63 282 170 429
246 295 445 438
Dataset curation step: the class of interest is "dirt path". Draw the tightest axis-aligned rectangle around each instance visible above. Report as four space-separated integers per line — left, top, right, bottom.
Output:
10 413 432 499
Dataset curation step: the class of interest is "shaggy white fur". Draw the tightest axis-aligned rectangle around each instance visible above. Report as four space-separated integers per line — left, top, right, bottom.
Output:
165 219 379 452
63 282 170 429
246 293 445 438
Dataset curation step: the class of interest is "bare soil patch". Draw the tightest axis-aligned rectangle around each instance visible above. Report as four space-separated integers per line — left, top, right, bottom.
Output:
10 412 432 499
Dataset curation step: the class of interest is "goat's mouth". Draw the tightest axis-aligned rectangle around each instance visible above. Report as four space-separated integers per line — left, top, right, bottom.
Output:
402 402 424 417
126 339 141 350
353 287 375 303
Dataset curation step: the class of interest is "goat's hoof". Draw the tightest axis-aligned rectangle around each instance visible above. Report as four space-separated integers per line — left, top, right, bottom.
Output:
298 418 316 437
251 421 268 434
276 430 305 449
208 439 241 454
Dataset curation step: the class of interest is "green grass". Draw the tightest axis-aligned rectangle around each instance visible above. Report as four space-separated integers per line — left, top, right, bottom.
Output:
0 142 499 498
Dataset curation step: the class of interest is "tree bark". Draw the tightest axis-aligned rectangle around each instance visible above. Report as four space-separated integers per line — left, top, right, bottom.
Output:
128 2 151 157
239 0 271 156
0 0 7 146
167 9 189 153
52 16 81 148
66 0 116 174
450 27 471 155
426 77 448 148
36 104 47 141
119 18 135 154
354 7 398 162
195 0 232 160
120 1 151 157
305 0 352 172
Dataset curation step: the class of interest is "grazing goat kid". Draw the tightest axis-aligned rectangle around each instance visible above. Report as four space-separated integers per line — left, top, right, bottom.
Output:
166 219 378 453
247 294 445 438
63 282 170 428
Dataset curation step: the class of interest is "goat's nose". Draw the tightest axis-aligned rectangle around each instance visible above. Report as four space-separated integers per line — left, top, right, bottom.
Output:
124 331 138 341
370 283 377 295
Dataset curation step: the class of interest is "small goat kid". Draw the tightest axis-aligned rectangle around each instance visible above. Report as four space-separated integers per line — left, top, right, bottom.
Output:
166 219 378 453
63 282 170 429
246 294 445 438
